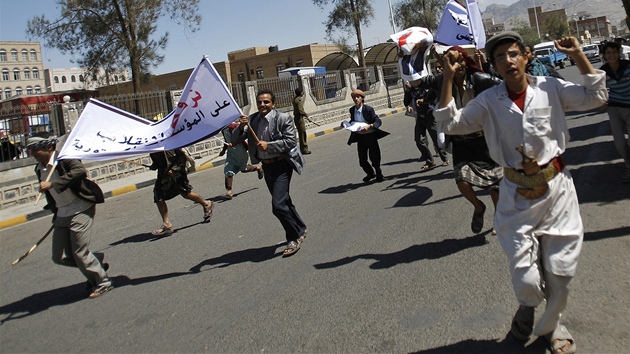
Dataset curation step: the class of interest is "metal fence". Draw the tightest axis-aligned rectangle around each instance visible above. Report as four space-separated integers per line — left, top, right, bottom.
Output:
348 66 378 93
382 63 403 89
97 90 173 121
305 70 345 103
0 102 64 161
229 81 248 108
255 75 301 110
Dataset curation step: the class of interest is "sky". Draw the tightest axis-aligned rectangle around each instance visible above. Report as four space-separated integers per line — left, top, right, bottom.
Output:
0 0 518 75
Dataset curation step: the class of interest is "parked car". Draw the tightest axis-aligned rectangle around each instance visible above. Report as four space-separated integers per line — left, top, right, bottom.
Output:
582 44 601 62
533 41 570 68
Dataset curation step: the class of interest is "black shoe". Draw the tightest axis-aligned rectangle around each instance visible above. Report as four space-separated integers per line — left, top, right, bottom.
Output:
302 150 311 155
375 174 384 182
362 174 375 183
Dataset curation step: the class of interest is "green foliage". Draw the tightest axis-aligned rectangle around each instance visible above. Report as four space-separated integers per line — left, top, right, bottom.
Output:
543 15 570 40
27 0 201 94
312 0 375 67
392 0 448 32
509 19 542 46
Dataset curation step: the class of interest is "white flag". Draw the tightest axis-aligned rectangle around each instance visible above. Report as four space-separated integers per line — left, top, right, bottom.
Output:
390 27 433 82
57 57 241 161
434 0 474 46
466 0 486 49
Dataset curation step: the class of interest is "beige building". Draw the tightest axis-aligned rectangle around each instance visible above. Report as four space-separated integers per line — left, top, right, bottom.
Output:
0 41 47 100
44 67 131 92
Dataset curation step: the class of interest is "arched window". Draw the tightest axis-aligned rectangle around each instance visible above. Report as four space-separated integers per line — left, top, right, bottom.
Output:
32 68 39 79
61 76 67 83
21 49 28 61
4 88 11 99
79 75 84 82
71 75 76 82
23 68 30 79
0 50 6 62
13 68 19 80
15 87 22 95
2 69 8 81
237 70 245 82
26 86 33 94
256 66 264 79
92 74 97 81
276 62 284 74
10 49 17 61
30 50 37 61
54 76 59 84
34 85 42 93
114 75 119 82
120 75 125 81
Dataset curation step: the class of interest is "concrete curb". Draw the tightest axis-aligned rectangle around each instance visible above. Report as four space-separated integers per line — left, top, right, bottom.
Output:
0 107 406 230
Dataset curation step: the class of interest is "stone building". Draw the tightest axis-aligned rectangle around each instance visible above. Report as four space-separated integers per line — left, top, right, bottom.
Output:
0 41 47 100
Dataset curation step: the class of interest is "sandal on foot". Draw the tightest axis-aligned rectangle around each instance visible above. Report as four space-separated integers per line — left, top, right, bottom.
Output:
419 162 437 172
441 160 450 166
151 225 173 236
471 202 486 233
544 325 576 354
510 305 534 341
203 202 215 222
282 241 300 257
257 169 264 180
298 229 309 244
89 279 113 299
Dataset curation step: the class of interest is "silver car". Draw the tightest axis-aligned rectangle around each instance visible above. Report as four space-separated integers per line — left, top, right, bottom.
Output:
582 45 601 63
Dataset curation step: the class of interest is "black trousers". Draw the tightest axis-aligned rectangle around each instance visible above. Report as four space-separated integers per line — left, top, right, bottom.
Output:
414 116 448 164
262 160 307 242
356 133 382 177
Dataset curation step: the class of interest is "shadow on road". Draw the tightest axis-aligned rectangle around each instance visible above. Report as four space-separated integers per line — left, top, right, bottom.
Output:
109 221 207 245
189 243 283 272
411 333 548 354
0 283 86 324
584 225 630 242
313 233 488 270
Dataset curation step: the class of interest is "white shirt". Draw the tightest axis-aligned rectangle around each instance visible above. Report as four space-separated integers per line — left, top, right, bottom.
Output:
434 71 608 170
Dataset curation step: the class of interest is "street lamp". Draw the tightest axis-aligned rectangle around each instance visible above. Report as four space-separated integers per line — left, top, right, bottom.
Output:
533 0 541 39
573 14 580 42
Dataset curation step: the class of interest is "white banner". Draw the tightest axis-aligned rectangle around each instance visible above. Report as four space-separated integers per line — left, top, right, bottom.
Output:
58 57 241 161
466 0 486 49
434 0 474 46
390 27 433 82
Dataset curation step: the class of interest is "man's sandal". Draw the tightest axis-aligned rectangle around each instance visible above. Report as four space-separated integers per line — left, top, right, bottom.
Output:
419 162 437 172
151 225 173 236
471 202 486 233
544 325 576 354
203 202 215 222
510 305 534 341
441 160 450 166
282 241 300 257
298 229 309 244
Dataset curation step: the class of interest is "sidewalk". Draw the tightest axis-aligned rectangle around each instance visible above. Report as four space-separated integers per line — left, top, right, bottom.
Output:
0 107 405 230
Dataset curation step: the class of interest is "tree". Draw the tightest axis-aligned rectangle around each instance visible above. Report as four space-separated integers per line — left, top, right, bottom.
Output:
622 0 630 30
27 0 201 97
313 0 375 68
543 15 570 41
508 19 541 46
392 0 448 32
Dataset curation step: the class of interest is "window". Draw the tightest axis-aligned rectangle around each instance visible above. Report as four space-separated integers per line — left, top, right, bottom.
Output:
71 75 76 82
15 87 22 96
61 76 67 83
276 62 284 74
296 58 304 67
21 50 28 61
4 88 11 99
256 66 264 79
26 86 33 94
237 71 245 82
34 85 41 93
32 68 39 79
120 75 125 81
79 75 84 82
114 75 118 82
2 70 8 81
13 69 19 80
23 69 30 79
54 76 59 83
10 50 17 61
30 50 37 61
92 74 97 81
0 50 6 61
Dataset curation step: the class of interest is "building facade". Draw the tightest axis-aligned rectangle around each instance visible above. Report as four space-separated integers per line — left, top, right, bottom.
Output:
0 41 47 100
44 67 131 92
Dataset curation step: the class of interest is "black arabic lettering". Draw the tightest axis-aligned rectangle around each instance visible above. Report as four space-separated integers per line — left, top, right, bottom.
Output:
97 131 116 142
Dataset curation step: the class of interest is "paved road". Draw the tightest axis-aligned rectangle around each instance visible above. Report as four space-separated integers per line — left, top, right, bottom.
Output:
1 66 628 353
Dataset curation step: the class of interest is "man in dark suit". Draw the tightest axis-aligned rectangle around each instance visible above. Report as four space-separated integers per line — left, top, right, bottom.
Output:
234 90 307 257
345 89 389 182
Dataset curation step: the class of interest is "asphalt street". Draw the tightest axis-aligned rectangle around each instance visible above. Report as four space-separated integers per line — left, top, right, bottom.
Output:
0 66 629 353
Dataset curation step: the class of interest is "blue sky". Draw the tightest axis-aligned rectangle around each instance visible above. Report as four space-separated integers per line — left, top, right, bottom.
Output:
0 0 517 75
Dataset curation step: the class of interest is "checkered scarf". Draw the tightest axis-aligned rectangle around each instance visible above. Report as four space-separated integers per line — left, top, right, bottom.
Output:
26 136 58 150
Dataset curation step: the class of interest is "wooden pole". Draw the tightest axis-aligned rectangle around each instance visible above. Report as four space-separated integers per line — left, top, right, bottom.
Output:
12 225 55 266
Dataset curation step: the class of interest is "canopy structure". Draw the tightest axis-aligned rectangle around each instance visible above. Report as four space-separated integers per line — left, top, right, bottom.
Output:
364 43 400 66
315 52 358 70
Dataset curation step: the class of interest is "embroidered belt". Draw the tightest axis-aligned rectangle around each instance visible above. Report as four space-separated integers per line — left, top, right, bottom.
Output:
503 155 565 188
261 155 285 165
